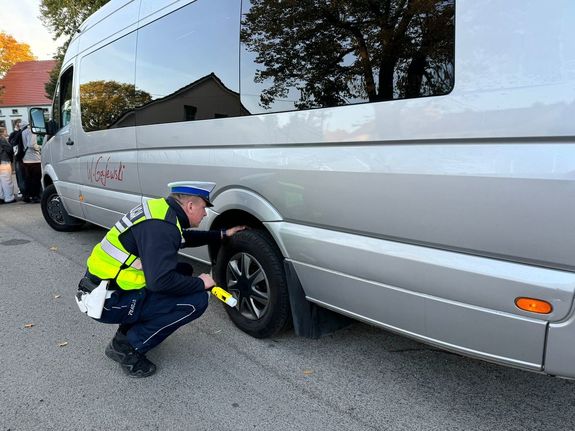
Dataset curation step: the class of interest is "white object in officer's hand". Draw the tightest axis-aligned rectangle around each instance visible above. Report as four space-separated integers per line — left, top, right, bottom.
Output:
75 280 110 319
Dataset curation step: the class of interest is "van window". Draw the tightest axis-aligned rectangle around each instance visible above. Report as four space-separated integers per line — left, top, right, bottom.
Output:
134 0 243 126
240 0 455 114
79 33 139 132
61 69 73 127
52 66 73 129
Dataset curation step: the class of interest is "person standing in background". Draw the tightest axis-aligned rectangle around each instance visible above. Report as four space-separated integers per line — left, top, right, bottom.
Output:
8 120 26 199
20 120 42 203
0 127 16 204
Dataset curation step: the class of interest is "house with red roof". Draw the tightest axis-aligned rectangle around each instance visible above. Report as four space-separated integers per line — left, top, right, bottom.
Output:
0 60 57 134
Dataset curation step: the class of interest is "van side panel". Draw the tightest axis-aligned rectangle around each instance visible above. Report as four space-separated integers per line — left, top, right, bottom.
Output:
74 18 141 223
194 142 575 271
297 264 546 370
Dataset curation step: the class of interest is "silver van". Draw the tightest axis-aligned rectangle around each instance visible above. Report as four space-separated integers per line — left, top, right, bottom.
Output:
30 0 575 379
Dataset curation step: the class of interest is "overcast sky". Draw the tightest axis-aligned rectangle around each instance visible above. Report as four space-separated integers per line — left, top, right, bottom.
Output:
0 0 64 60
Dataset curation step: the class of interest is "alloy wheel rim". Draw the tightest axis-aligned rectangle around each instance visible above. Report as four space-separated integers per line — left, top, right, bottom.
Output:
225 252 270 320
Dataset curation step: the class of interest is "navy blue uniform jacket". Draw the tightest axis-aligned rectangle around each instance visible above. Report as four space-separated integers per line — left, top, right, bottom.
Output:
118 196 220 296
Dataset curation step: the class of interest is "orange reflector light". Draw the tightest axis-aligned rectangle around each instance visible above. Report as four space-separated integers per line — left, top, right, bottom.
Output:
515 297 552 314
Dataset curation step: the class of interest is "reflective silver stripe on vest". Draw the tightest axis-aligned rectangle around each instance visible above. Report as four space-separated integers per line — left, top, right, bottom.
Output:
100 237 130 263
114 215 134 233
143 200 152 219
123 214 133 227
101 200 170 273
100 238 143 269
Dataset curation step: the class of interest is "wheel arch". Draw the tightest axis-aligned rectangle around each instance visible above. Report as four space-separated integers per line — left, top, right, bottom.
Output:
207 188 284 265
41 164 58 189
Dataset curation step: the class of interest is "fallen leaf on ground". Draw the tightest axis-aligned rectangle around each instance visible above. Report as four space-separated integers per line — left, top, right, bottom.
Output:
54 295 61 299
24 323 34 328
58 342 68 347
303 369 314 376
49 246 58 251
213 330 222 334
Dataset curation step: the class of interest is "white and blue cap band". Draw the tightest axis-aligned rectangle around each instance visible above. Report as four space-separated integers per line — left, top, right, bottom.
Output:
168 181 215 207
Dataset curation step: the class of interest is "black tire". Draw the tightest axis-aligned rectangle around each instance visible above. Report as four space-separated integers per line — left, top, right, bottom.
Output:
41 184 85 232
214 229 291 338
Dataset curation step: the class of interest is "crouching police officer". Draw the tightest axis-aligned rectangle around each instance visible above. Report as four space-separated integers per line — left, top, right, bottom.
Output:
78 181 245 378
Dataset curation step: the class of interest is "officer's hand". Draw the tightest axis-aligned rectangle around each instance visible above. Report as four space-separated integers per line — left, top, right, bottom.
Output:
225 225 247 237
198 273 216 290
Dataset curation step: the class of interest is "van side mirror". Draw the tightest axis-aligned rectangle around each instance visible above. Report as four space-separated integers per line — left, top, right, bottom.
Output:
29 108 58 137
29 108 47 135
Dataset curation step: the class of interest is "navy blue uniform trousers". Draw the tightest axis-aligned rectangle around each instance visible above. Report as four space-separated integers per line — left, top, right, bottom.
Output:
97 287 208 353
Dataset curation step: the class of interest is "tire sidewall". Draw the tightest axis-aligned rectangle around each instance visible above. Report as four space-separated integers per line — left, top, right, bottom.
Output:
41 184 84 232
214 230 290 338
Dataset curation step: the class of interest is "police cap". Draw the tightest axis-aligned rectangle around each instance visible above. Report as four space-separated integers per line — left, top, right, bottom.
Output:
168 181 215 207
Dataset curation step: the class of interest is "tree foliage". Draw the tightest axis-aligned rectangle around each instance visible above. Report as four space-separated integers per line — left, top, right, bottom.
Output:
40 0 110 40
80 80 152 131
241 0 454 110
44 43 66 99
41 0 110 98
0 32 36 77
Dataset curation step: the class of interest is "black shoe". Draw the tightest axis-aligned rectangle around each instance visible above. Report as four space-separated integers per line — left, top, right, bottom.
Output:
31 197 41 204
22 197 31 203
120 352 157 378
105 332 156 378
105 332 133 363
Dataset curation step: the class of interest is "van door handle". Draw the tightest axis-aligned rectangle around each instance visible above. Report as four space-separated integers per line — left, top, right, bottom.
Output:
66 138 74 146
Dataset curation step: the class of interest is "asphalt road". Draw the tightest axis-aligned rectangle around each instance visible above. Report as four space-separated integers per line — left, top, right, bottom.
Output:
1 201 575 431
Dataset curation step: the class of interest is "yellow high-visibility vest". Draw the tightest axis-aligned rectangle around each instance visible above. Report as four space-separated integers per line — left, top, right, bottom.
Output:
86 198 182 290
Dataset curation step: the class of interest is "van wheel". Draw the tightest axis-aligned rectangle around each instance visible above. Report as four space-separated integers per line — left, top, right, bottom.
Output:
214 230 291 338
41 184 85 232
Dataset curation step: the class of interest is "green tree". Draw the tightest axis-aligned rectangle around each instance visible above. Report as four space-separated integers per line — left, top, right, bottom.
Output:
241 0 454 110
44 43 67 99
0 32 36 77
40 0 110 98
80 80 152 131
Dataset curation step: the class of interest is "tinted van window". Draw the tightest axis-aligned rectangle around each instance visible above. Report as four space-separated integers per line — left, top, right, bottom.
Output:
52 66 73 129
79 33 139 132
240 0 455 114
134 0 244 126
